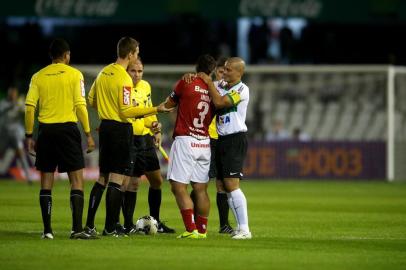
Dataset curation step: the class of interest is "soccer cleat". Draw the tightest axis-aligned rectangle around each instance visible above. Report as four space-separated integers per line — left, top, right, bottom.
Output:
124 225 137 235
177 230 199 239
84 226 99 237
231 230 252 240
41 232 54 240
231 229 239 237
157 221 175 233
102 224 128 237
198 232 207 239
70 231 99 240
219 224 234 234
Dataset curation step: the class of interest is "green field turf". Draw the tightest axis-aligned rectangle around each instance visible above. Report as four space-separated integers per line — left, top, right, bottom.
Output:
1 179 406 270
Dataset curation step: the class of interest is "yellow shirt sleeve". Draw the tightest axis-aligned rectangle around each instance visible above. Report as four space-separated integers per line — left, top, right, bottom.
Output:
25 74 39 107
73 71 86 106
25 105 36 134
76 104 91 133
88 81 96 107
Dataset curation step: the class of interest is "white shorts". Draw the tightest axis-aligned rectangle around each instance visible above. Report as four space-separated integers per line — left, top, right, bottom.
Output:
167 136 211 184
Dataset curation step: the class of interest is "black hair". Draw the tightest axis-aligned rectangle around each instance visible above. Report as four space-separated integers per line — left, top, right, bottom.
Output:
195 54 216 75
49 38 70 60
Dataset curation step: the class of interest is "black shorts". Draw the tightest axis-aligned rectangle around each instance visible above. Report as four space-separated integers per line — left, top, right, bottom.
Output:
209 138 217 179
143 135 160 172
35 122 84 173
99 120 133 176
132 135 160 177
216 132 247 180
132 135 146 177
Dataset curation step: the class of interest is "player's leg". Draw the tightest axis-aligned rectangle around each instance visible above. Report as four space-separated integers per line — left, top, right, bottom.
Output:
191 182 210 237
85 174 108 233
219 133 251 239
35 123 57 239
122 176 139 234
211 138 232 233
189 138 211 238
170 180 198 238
39 172 54 239
144 143 175 233
167 137 198 238
68 169 97 239
216 179 233 233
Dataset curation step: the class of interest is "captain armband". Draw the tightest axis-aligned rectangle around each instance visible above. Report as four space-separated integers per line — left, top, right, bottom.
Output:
227 90 241 105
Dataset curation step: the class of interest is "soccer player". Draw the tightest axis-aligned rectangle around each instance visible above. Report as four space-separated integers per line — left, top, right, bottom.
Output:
0 86 32 184
164 54 217 239
187 57 233 234
85 37 171 237
198 57 252 239
25 38 96 239
122 58 175 234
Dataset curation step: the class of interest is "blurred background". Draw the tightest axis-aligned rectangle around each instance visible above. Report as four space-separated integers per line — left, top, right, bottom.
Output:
1 0 406 181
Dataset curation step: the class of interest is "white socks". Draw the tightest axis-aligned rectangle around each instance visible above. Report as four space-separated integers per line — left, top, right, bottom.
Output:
227 188 249 232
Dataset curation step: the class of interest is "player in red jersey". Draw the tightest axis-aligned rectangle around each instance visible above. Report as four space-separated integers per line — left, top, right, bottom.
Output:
163 54 217 238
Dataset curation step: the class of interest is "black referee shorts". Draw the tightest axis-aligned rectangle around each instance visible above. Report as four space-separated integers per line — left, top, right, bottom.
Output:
209 138 217 179
131 135 160 177
35 122 84 173
99 120 133 176
216 132 247 180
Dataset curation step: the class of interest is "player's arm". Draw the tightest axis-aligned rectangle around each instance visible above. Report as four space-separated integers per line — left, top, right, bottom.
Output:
76 105 95 153
25 75 39 154
197 72 240 109
88 81 97 109
119 88 172 118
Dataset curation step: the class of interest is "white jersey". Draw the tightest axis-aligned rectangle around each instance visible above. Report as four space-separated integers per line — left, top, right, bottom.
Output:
215 80 249 136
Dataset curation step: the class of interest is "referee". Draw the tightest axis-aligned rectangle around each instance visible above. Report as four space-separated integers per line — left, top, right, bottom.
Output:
25 38 96 240
86 37 171 236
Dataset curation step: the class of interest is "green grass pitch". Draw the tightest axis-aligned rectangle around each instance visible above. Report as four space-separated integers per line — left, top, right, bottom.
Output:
1 179 406 270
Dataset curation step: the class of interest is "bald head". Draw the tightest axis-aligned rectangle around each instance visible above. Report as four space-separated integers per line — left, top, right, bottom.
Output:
223 57 246 85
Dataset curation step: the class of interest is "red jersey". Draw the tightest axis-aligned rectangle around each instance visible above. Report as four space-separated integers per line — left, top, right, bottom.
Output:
170 78 215 139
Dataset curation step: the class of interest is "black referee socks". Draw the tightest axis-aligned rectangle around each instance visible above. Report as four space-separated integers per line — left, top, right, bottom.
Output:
86 182 106 228
105 182 122 232
39 189 52 234
148 188 161 222
70 190 84 233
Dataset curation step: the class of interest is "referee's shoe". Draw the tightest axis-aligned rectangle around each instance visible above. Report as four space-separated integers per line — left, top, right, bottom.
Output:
70 230 99 239
157 221 175 233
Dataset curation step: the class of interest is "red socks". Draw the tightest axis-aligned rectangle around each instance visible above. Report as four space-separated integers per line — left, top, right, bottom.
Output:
196 215 208 234
180 209 196 232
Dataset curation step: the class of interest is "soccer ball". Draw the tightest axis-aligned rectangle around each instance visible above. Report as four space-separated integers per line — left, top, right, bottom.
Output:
135 215 159 235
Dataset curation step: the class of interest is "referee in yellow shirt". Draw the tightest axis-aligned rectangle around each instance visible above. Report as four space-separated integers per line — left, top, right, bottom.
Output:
85 37 171 236
25 38 96 240
121 58 175 234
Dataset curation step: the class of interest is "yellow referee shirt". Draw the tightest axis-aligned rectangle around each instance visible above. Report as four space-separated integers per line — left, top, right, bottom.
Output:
132 87 146 135
208 118 218 139
25 63 86 123
88 63 135 123
132 80 158 136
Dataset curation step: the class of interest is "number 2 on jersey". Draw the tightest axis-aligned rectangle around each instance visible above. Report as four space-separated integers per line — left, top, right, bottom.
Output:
193 101 209 128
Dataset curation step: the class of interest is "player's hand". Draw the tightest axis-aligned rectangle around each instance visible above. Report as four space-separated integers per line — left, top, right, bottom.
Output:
150 121 162 134
182 73 197 84
197 72 212 84
86 134 96 153
157 101 175 113
153 132 162 148
26 138 36 157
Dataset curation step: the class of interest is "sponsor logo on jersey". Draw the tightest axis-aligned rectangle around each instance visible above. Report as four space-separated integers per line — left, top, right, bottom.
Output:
191 142 210 148
123 86 131 105
218 115 231 124
194 86 208 94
